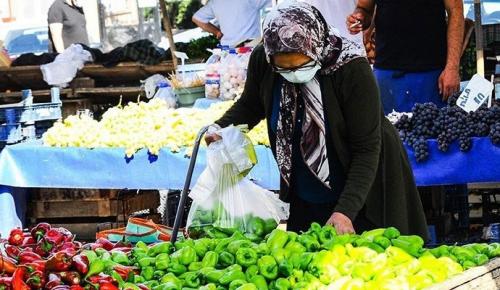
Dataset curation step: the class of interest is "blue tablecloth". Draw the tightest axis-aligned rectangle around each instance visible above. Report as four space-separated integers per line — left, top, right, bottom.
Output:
193 98 222 109
0 141 280 190
407 137 500 186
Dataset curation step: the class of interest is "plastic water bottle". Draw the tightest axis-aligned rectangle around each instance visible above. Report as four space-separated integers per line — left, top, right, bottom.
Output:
154 82 177 108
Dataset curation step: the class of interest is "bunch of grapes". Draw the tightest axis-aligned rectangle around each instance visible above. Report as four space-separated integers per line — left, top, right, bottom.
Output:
393 98 500 162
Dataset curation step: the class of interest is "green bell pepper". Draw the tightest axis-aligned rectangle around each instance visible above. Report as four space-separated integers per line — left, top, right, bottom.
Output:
219 270 247 286
202 251 219 268
373 236 391 249
226 264 243 272
219 251 235 268
487 243 500 258
155 253 171 270
274 278 291 290
263 219 278 235
175 239 195 251
360 228 385 242
160 273 183 288
236 248 258 267
143 281 159 289
153 282 181 290
236 284 259 290
253 243 270 256
133 275 145 284
383 227 401 239
245 233 262 242
287 232 298 243
148 242 173 257
250 275 268 290
171 246 198 265
462 260 477 270
228 240 253 255
141 265 155 280
194 238 211 257
168 262 187 276
288 270 303 287
138 257 156 268
472 253 489 266
266 229 289 251
199 283 217 290
257 255 278 280
308 222 322 235
365 242 385 253
278 260 293 277
188 261 203 272
307 250 339 285
297 234 320 252
353 237 370 247
318 225 337 245
229 279 247 290
391 235 424 257
154 270 166 280
284 241 306 255
271 248 289 264
298 252 313 271
111 250 130 265
205 269 225 283
136 241 148 251
195 209 213 224
248 217 266 237
245 265 259 281
179 272 201 288
131 248 147 261
215 236 239 254
123 283 141 290
205 226 230 239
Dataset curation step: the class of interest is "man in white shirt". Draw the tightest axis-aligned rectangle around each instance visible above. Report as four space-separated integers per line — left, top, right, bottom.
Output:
192 0 271 47
299 0 364 50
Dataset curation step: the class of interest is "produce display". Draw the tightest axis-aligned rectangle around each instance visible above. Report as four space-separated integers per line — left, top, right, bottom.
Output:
391 97 500 162
42 100 269 158
2 222 499 290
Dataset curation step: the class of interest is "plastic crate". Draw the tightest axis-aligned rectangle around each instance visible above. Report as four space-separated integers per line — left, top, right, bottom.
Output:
0 103 62 124
0 124 22 144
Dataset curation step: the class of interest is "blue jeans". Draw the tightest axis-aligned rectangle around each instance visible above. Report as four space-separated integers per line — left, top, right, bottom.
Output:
374 68 445 114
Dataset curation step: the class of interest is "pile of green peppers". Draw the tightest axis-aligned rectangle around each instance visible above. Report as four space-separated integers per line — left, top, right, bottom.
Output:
187 203 278 241
97 223 500 290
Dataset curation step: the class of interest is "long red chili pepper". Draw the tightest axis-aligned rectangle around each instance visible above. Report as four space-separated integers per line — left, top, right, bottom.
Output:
18 251 43 264
72 255 89 275
0 276 12 289
45 273 63 289
11 267 29 290
59 271 81 285
30 223 51 242
95 238 115 251
4 245 21 260
45 251 72 272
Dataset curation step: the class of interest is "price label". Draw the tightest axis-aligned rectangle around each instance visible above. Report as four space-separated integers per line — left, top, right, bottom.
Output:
456 74 494 113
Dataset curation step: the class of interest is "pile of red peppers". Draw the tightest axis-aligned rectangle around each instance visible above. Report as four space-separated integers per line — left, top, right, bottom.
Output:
1 223 132 290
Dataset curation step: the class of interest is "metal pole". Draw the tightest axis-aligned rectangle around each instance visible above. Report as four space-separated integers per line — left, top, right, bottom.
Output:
170 126 209 242
159 0 178 68
474 0 485 76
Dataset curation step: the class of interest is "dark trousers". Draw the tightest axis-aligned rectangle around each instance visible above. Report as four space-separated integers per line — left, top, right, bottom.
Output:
287 195 375 233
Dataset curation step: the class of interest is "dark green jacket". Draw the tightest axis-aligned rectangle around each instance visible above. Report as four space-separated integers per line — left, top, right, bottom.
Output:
216 45 428 239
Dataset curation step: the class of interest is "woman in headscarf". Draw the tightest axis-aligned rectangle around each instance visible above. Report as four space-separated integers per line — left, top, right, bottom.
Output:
207 0 428 239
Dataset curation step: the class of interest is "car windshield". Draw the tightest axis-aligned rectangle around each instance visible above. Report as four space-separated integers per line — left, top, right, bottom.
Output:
4 27 49 56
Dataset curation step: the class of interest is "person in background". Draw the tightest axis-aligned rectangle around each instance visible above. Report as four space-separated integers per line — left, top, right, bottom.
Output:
192 0 271 47
299 0 365 52
347 0 464 114
48 0 89 53
206 1 429 239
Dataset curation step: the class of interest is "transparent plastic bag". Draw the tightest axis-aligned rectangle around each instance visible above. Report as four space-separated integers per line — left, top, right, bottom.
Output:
186 126 289 239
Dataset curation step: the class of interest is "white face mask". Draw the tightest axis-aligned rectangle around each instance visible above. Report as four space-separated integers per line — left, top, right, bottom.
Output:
278 62 321 84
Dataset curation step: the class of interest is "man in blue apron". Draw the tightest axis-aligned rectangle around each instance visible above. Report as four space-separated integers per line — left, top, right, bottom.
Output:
347 0 464 114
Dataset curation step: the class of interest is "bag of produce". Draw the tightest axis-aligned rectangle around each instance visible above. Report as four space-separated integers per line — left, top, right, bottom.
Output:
219 49 247 101
186 125 289 240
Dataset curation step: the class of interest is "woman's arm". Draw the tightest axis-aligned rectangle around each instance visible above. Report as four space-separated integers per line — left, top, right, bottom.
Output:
215 46 267 129
333 58 382 223
49 23 65 53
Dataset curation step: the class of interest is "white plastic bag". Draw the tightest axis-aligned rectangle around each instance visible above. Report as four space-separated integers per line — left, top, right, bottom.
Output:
41 44 93 87
187 125 289 239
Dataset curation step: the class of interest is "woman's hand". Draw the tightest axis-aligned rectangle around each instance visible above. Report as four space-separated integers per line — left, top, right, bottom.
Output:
205 133 222 145
326 212 355 235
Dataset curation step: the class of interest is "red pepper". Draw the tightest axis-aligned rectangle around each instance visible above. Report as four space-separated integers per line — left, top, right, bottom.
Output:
30 223 51 242
113 265 136 280
87 274 113 284
45 273 63 289
26 270 45 289
136 284 149 290
95 238 115 251
34 242 49 258
4 245 20 260
46 251 72 272
23 260 46 273
69 286 84 290
18 251 43 264
110 247 131 253
0 276 12 289
21 236 36 248
99 282 118 290
58 271 81 286
53 228 74 243
58 244 77 256
71 255 89 275
11 267 29 290
8 229 24 247
44 230 64 247
50 286 71 290
0 255 17 274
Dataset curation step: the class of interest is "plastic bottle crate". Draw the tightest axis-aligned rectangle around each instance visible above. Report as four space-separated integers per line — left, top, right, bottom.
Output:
0 103 62 124
0 123 22 144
